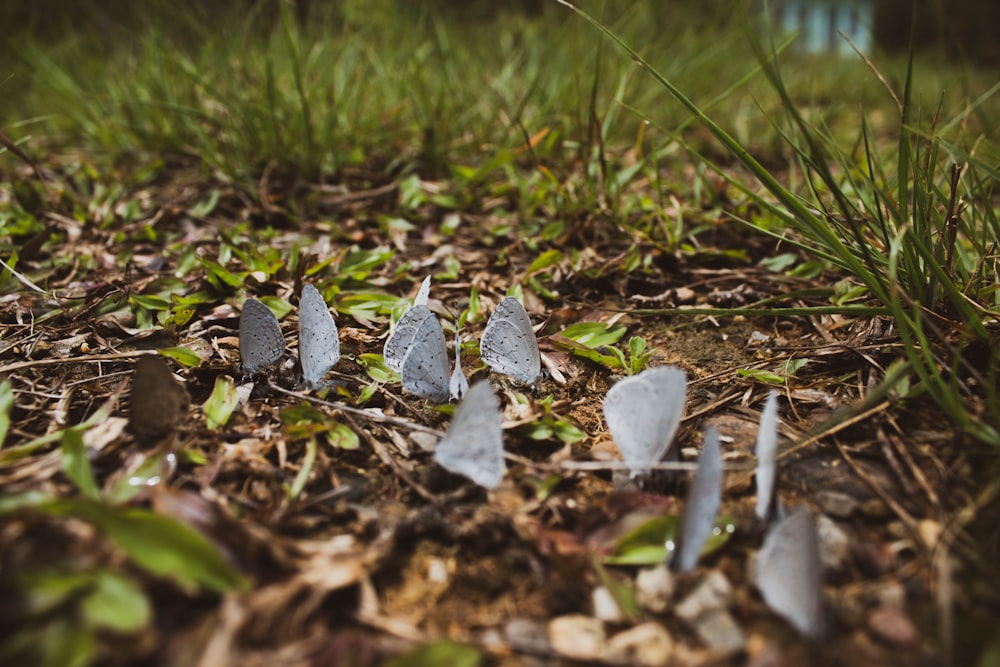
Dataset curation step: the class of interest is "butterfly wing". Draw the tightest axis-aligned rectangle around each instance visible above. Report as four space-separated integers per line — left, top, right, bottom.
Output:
755 391 779 521
401 312 451 402
384 304 433 372
299 284 340 388
480 297 541 384
603 366 687 474
672 427 723 573
239 298 284 374
756 505 824 638
434 381 505 489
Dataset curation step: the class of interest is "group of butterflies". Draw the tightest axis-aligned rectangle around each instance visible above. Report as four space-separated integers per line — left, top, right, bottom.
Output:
237 279 823 639
239 276 541 395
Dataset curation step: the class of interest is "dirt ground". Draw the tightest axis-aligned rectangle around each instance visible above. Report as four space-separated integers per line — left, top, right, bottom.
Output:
1 166 997 666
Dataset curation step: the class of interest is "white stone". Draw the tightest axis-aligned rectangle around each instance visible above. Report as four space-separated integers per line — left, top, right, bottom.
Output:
636 565 674 614
548 615 607 661
606 622 673 666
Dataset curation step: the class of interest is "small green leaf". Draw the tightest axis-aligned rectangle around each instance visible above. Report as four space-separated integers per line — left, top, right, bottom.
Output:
287 438 317 501
80 570 151 633
604 515 679 566
327 423 360 450
105 450 176 505
357 354 396 383
383 640 481 667
61 429 100 500
561 322 627 348
47 500 246 593
204 376 239 430
0 379 13 447
527 249 563 275
737 368 785 384
553 420 587 444
158 347 201 368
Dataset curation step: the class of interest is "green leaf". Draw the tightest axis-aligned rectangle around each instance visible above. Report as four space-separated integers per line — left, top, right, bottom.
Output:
104 450 177 505
356 354 396 383
80 570 151 633
383 640 481 667
0 379 13 447
737 368 785 384
60 429 100 500
604 515 679 566
48 500 246 593
204 376 239 430
560 322 627 348
158 347 201 368
287 438 317 501
327 423 360 450
527 249 563 275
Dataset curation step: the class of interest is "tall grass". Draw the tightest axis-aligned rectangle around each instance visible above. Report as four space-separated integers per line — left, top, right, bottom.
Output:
5 2 991 184
559 1 999 443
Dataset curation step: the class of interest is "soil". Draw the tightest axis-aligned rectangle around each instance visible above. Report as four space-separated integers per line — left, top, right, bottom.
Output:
0 164 997 666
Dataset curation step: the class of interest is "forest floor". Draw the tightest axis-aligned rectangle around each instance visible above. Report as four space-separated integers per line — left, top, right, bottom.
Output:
1 155 997 667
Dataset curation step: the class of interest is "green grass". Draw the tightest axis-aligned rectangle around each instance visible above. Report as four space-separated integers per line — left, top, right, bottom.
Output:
2 0 998 443
560 0 999 442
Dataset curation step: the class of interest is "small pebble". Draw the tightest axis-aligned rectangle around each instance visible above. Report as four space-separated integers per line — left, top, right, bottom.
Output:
505 618 550 654
868 605 920 647
676 571 733 622
816 514 850 570
815 490 859 518
606 622 673 666
691 608 746 654
636 565 674 614
593 586 626 623
548 615 607 661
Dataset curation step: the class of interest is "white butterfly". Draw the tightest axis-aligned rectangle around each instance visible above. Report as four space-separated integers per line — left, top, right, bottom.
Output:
298 284 340 388
413 275 432 307
384 304 433 373
239 298 284 375
603 366 687 476
756 504 824 638
755 391 779 521
401 312 451 403
480 296 542 385
671 426 723 573
434 380 506 489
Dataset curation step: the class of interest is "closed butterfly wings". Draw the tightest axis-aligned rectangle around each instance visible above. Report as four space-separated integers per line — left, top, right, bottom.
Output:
129 355 189 440
401 312 451 402
384 305 433 372
434 380 506 489
756 504 824 638
603 366 687 475
239 298 284 374
755 391 780 521
480 297 542 384
672 427 723 573
298 284 340 388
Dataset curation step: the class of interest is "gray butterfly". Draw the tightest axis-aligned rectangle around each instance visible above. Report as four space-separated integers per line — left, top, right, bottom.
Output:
755 391 779 521
383 304 433 373
756 504 824 638
298 284 340 389
434 380 505 489
480 296 542 384
401 312 451 403
129 355 189 440
603 366 687 476
239 298 284 374
671 426 723 573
